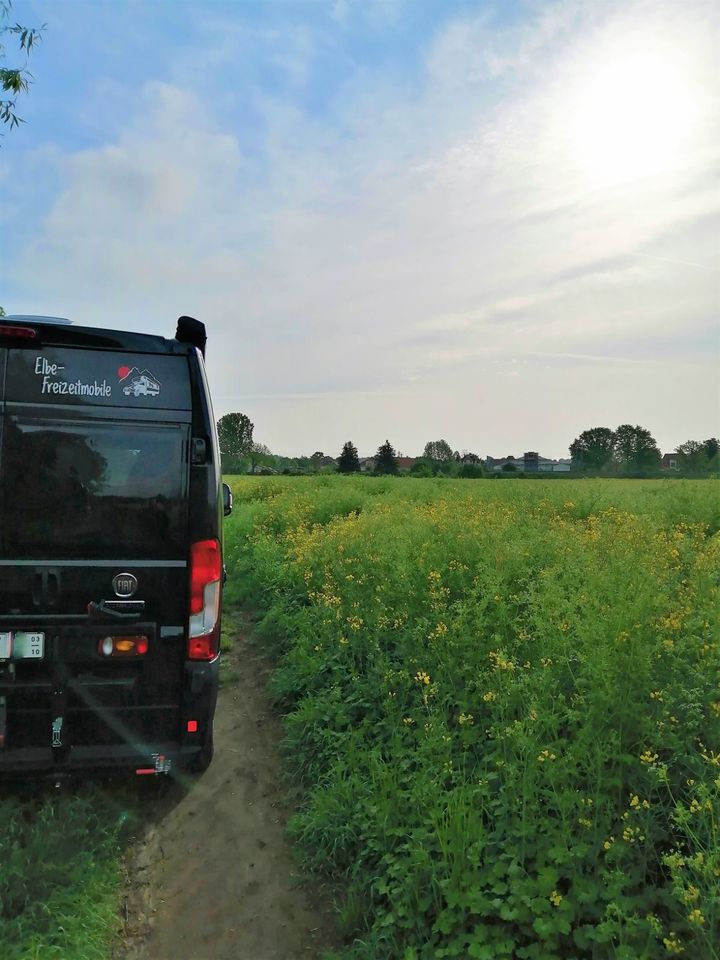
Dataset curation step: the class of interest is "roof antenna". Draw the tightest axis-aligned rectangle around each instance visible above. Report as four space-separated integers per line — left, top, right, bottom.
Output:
175 315 207 357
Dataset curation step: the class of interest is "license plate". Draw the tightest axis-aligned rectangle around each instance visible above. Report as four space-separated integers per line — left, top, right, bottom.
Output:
12 632 45 659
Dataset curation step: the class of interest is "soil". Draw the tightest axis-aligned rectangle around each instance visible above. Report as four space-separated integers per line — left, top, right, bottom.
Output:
117 619 340 960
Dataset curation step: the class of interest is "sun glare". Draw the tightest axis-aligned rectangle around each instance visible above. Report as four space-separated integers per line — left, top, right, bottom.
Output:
569 46 699 184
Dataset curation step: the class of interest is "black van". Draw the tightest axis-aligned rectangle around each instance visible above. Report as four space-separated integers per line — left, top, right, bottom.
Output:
0 314 230 779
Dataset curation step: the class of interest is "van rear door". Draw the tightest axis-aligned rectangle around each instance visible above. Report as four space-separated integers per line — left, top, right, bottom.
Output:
0 342 198 775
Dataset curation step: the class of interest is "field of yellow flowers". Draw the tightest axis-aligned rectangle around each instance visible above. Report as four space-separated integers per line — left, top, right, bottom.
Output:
224 477 719 960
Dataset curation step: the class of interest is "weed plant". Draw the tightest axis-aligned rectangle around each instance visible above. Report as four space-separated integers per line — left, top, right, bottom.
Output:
225 476 720 960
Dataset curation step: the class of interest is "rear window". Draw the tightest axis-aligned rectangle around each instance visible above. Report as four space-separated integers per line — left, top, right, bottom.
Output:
0 418 189 559
5 347 192 410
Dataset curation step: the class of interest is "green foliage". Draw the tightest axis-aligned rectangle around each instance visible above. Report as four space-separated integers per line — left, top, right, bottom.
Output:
1 1 43 136
224 476 720 960
338 441 361 474
612 424 661 474
409 458 436 478
571 425 663 475
458 462 483 479
217 412 254 457
423 440 454 462
0 786 131 958
570 427 615 472
676 439 720 476
375 440 398 475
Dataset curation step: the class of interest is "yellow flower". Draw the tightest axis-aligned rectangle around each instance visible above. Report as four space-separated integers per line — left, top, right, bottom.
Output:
549 890 563 907
603 837 614 851
415 670 431 685
537 749 556 763
482 690 496 702
402 717 415 726
663 933 684 954
458 713 474 726
687 909 705 926
640 750 659 764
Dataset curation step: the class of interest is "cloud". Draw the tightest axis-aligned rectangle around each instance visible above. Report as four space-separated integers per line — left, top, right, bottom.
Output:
3 0 719 455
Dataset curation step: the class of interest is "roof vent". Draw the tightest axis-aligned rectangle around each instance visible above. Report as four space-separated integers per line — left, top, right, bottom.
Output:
175 316 207 357
3 314 73 325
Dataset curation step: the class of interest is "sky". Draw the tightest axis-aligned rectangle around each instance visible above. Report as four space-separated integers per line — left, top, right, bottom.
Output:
1 0 718 459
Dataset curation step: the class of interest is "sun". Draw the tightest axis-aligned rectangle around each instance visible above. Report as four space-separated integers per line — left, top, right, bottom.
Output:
567 42 699 184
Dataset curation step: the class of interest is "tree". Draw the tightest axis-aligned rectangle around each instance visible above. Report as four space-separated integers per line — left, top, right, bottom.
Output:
248 442 274 474
337 440 360 473
1 2 43 138
704 437 719 460
217 412 254 458
570 427 615 472
676 438 720 474
613 424 661 474
676 440 705 473
374 440 398 475
423 439 453 462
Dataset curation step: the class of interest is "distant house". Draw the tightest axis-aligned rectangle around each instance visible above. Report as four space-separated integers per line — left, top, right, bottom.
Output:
661 453 679 470
396 457 416 471
484 452 571 473
359 457 376 472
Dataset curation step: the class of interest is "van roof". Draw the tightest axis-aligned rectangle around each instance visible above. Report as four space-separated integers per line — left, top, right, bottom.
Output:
1 316 196 356
4 314 73 325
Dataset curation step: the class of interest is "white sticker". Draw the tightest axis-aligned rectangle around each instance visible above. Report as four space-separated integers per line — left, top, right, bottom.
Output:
13 632 44 659
0 632 11 659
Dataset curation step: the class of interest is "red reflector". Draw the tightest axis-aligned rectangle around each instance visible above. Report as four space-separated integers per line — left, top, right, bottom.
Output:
0 324 38 339
188 634 217 660
189 539 221 615
187 719 198 733
135 768 156 776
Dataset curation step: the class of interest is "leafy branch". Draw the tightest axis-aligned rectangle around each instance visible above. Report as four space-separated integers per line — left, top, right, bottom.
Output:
1 0 44 134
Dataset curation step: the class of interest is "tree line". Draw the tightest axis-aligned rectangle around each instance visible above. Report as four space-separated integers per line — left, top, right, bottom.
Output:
570 425 718 476
217 413 718 478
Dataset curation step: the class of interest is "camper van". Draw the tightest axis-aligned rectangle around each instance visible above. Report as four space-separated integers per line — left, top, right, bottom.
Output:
0 314 231 779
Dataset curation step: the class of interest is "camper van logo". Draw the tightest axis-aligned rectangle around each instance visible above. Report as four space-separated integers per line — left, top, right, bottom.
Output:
117 365 161 398
112 573 138 598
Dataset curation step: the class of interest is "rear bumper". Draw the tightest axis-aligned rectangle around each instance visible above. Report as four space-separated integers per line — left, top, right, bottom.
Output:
0 741 202 779
0 660 218 780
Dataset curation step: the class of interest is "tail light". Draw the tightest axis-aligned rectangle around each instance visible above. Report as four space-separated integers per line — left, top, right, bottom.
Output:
0 324 38 340
188 539 221 660
98 635 149 657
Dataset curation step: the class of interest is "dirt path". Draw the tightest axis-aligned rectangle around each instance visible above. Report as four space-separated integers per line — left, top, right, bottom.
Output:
119 621 340 960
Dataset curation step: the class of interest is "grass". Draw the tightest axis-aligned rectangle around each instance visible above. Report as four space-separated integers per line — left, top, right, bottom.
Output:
224 475 720 960
0 786 132 960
